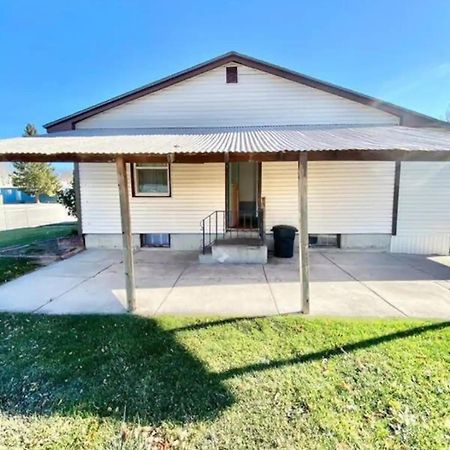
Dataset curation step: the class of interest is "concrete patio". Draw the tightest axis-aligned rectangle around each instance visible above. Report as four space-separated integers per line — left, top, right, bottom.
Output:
0 249 450 318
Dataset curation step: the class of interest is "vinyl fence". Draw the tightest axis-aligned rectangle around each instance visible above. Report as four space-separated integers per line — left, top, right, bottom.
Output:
0 203 74 231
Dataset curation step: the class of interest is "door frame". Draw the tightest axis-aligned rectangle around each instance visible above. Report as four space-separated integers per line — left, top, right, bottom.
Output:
225 161 262 229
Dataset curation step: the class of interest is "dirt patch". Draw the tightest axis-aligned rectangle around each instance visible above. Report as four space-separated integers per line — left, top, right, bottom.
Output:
0 235 84 265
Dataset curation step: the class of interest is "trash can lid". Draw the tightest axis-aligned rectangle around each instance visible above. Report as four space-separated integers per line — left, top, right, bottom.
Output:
271 225 298 231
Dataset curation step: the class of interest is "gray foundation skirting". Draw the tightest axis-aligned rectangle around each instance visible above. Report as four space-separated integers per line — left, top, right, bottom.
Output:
84 233 392 252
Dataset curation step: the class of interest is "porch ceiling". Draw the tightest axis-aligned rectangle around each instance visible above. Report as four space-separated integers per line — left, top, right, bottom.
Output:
0 125 450 161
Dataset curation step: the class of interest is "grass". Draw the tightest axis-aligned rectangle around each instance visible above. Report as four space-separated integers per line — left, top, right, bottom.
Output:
0 314 449 449
0 222 77 249
0 258 39 284
0 222 78 284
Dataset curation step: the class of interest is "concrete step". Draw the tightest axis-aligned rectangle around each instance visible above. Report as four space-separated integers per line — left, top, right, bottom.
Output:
215 237 263 246
198 250 215 264
198 241 267 264
213 243 267 264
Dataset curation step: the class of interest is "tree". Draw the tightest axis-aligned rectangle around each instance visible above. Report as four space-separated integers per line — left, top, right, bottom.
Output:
23 123 37 137
11 162 61 202
57 181 77 217
11 124 61 202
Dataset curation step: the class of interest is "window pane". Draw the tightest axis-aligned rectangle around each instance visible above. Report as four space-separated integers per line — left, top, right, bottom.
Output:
141 233 170 247
137 167 168 194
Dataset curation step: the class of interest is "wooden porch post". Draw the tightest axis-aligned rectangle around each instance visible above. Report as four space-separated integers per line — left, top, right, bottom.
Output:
116 156 136 312
298 152 310 314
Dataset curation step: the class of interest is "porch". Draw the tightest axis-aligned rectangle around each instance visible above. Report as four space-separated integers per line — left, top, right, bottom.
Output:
1 125 450 315
1 248 449 318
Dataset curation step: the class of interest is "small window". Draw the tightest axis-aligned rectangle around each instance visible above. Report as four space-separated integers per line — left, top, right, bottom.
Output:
141 233 170 248
133 163 170 196
309 234 339 248
226 66 238 83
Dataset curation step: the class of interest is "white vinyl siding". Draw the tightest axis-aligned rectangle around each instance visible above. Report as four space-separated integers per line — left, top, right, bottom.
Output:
79 163 225 234
391 162 450 255
396 162 450 234
262 161 395 234
79 164 121 233
77 64 398 129
81 161 397 237
390 234 450 255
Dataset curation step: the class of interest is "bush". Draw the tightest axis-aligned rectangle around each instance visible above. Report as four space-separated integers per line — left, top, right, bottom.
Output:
57 182 77 217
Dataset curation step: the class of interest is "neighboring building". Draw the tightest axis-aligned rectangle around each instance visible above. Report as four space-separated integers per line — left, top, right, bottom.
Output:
0 187 57 204
1 52 450 257
0 163 70 204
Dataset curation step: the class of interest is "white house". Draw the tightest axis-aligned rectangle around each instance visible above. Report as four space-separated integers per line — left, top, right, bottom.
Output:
1 52 450 311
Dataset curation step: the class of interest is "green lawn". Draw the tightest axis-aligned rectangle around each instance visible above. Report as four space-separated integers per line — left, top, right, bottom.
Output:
0 223 78 284
0 258 39 284
0 222 77 249
0 314 448 449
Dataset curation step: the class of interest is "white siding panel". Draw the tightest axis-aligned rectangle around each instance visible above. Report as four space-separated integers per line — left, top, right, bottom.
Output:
80 163 121 233
262 162 298 230
391 234 450 255
82 161 395 237
396 162 450 234
79 163 225 234
77 64 398 129
262 161 395 233
391 162 450 255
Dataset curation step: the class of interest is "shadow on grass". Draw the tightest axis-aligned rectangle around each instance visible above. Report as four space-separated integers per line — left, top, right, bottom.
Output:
0 314 448 426
216 320 450 380
0 314 234 425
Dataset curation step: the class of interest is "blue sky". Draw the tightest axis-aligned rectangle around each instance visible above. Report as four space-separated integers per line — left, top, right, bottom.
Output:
0 0 449 139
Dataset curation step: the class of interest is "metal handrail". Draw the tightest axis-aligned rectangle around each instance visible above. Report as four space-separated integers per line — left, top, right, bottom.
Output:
200 210 225 254
258 206 266 244
200 208 265 254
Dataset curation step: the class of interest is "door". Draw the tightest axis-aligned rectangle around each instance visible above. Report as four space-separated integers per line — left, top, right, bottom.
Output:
226 162 260 228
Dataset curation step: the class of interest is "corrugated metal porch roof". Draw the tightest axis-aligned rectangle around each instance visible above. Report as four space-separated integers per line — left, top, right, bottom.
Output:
0 125 449 155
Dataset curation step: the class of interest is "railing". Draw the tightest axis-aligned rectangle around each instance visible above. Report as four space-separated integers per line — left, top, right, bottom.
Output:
201 210 226 254
258 205 266 245
200 207 266 254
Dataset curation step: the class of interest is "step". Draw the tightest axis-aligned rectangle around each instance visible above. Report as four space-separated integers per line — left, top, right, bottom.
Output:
212 242 267 264
215 237 263 247
198 250 215 264
202 241 267 265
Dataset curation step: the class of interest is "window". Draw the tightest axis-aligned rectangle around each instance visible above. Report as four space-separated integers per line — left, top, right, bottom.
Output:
309 234 340 248
141 233 170 248
133 163 170 196
226 66 238 83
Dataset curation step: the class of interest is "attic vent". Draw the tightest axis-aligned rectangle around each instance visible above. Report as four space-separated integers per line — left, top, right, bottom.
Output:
226 66 238 83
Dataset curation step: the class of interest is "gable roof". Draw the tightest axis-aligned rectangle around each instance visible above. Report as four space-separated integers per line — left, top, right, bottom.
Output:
44 51 447 132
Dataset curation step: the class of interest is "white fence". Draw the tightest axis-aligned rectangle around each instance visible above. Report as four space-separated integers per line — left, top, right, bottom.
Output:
0 203 74 231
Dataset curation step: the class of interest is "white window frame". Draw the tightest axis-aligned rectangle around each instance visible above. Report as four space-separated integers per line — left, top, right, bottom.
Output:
133 163 171 197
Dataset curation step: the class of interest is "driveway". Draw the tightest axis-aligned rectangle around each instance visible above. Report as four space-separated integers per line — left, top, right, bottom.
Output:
0 249 450 318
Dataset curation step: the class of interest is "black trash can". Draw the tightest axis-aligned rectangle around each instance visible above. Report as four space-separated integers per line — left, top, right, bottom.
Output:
272 225 297 258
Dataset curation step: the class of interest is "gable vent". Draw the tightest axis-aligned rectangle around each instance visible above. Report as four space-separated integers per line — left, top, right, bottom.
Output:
226 66 238 83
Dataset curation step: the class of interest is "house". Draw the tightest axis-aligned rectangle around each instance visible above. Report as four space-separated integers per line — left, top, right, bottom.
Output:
1 51 450 312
